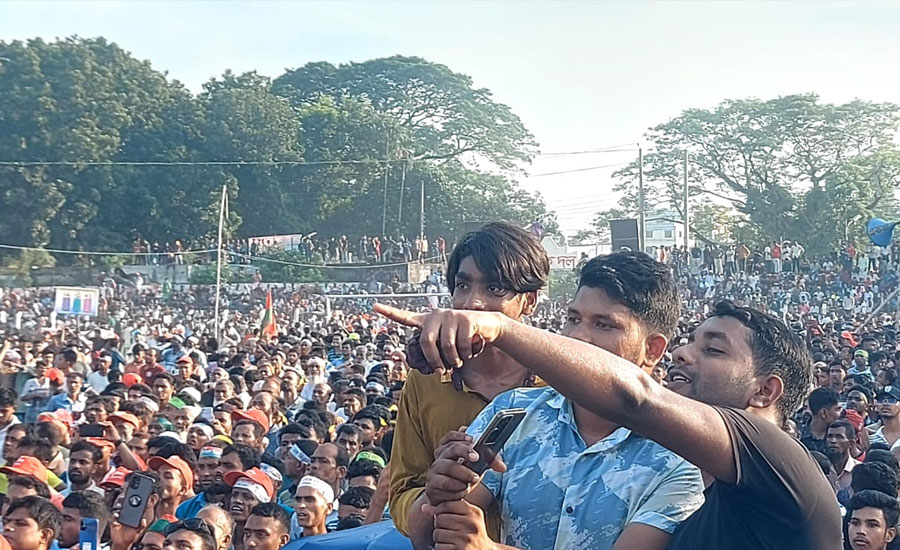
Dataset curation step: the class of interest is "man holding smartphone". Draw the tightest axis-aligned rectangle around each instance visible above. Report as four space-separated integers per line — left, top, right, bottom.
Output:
377 277 841 549
407 252 704 550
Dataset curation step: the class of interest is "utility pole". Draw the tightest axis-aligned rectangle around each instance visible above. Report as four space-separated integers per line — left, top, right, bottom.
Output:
419 167 425 239
683 150 690 249
397 160 406 234
213 185 227 344
638 146 645 252
381 135 390 236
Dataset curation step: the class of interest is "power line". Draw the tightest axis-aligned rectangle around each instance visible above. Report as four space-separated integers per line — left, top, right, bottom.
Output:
528 162 629 178
0 243 443 270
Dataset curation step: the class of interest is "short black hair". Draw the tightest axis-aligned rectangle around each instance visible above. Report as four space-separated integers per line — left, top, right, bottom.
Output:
150 440 197 471
347 459 383 482
153 372 175 386
849 490 900 528
335 513 365 531
234 419 266 439
446 221 549 295
828 419 856 441
248 502 291 536
168 520 216 550
9 475 51 498
19 436 55 462
339 486 374 510
0 387 18 408
86 396 115 414
577 252 680 335
71 440 104 463
353 405 390 428
61 491 108 534
851 462 899 495
865 449 900 472
711 301 813 421
848 385 874 403
336 423 363 439
4 495 61 537
222 444 261 470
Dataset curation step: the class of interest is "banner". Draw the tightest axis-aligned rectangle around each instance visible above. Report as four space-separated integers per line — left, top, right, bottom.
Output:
54 287 100 317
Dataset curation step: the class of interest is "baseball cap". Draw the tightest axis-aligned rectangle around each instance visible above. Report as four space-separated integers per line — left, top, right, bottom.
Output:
168 397 186 410
109 412 141 429
122 373 143 387
878 386 900 402
148 455 194 488
0 456 47 483
100 466 133 489
224 467 275 502
855 349 869 359
46 368 64 385
232 408 270 433
176 356 193 366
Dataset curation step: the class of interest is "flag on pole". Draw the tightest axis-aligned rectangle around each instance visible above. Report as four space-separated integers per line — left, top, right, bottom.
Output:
261 290 277 337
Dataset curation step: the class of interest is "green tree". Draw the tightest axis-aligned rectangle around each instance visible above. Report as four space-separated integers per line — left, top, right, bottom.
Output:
595 94 900 253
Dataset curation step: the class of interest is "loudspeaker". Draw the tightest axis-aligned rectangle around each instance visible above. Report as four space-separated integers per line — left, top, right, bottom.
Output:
610 219 640 252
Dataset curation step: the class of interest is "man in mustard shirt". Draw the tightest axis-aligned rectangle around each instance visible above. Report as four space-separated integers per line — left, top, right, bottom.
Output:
389 222 549 540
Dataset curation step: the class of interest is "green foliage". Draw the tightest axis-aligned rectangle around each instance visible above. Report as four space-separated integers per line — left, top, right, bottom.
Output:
0 40 551 259
254 250 324 283
548 269 578 301
1 249 56 286
594 95 900 254
188 264 252 285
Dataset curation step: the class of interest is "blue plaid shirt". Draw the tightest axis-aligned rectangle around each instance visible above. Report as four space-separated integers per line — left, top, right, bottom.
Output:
468 387 705 550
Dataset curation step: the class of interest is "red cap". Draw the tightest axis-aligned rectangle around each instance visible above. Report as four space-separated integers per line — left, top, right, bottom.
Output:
91 351 104 360
109 412 141 429
176 356 193 365
100 466 133 489
84 438 117 454
223 467 275 498
46 368 64 385
0 456 47 483
148 455 194 488
37 410 74 428
122 373 143 387
232 408 270 433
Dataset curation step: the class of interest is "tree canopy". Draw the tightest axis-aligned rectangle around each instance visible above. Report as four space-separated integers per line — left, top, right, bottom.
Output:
591 94 900 254
0 38 554 257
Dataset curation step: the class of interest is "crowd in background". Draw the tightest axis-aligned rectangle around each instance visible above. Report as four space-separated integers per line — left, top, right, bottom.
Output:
0 229 899 550
127 234 449 267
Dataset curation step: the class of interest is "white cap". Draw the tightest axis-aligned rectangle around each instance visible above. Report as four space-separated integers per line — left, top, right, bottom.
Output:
296 475 334 504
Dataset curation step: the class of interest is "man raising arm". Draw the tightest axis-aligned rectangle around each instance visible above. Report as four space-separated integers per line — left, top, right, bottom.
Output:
376 299 842 549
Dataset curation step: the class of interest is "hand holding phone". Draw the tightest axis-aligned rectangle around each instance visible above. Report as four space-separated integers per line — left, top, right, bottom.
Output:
425 409 526 507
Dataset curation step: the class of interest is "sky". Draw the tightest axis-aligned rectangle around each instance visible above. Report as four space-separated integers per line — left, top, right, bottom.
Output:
3 0 899 235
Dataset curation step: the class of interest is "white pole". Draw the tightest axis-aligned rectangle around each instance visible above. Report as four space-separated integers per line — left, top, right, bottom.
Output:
213 185 227 344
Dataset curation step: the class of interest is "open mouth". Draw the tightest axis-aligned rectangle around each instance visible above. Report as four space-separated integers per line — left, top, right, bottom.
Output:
668 370 691 384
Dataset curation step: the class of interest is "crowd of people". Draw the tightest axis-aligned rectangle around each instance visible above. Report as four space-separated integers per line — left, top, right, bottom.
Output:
0 222 897 550
127 233 449 267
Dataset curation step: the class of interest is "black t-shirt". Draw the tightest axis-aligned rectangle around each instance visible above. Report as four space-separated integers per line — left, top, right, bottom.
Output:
669 407 842 550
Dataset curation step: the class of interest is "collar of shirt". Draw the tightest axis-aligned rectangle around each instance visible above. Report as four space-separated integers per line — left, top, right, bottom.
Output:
545 390 634 453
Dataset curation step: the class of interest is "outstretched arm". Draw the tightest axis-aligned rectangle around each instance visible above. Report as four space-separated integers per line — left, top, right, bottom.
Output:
374 304 737 483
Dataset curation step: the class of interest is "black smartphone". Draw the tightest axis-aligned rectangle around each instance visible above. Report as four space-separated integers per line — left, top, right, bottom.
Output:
117 472 155 528
78 424 105 438
464 408 527 476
